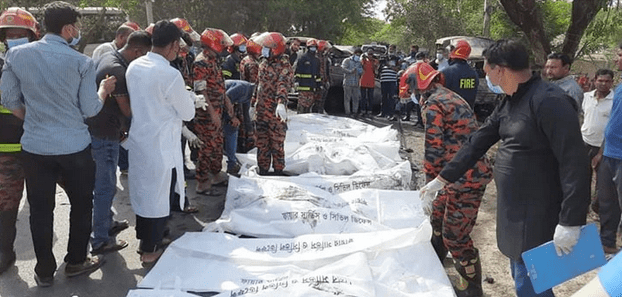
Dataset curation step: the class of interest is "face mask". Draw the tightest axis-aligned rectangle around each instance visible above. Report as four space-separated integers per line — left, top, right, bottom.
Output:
388 60 396 67
353 55 359 62
238 45 247 53
69 26 81 46
6 37 28 49
486 75 505 94
436 53 443 60
261 47 271 58
309 47 317 52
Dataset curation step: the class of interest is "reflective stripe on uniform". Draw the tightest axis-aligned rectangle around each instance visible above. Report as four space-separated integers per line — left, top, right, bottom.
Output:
0 106 12 114
295 73 313 78
297 86 312 91
0 143 21 152
222 70 233 78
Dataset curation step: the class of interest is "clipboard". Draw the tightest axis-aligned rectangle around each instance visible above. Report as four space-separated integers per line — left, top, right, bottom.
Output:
521 223 607 294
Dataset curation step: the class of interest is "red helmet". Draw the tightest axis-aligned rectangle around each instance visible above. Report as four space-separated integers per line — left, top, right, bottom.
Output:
254 32 286 57
228 33 248 53
318 40 332 52
449 39 471 60
306 38 318 48
200 28 233 53
122 21 141 31
414 62 442 90
145 23 155 36
0 8 38 41
246 38 262 56
171 18 200 42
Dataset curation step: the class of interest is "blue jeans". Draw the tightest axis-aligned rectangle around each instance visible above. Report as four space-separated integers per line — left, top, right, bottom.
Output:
380 81 396 116
223 122 239 171
91 137 119 249
510 258 555 297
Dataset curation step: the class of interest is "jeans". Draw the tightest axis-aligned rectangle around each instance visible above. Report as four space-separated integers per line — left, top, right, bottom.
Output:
22 147 95 278
223 122 239 171
118 145 128 171
597 155 622 247
90 137 119 249
510 258 555 297
380 81 397 116
360 87 374 113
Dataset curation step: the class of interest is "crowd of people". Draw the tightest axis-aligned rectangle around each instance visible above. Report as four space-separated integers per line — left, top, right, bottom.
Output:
0 1 621 296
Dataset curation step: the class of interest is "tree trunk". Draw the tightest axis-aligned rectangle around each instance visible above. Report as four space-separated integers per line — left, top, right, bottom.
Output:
499 0 550 67
561 0 606 58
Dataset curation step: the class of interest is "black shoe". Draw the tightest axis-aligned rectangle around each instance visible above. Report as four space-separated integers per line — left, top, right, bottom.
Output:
0 251 16 275
184 168 196 180
389 116 398 121
91 239 128 255
376 113 385 117
108 220 129 236
34 274 54 287
65 255 104 277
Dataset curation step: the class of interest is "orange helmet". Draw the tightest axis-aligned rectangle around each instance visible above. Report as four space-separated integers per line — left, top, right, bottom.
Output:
255 32 286 57
0 8 38 41
246 38 261 56
200 28 233 53
306 38 318 48
171 18 200 42
122 21 141 31
449 39 471 60
228 33 248 53
400 62 442 92
318 40 332 52
145 23 155 36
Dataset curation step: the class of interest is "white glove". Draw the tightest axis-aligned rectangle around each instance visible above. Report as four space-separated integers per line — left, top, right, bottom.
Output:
553 224 582 256
182 126 204 148
419 177 446 216
191 93 208 110
276 103 287 122
249 105 257 121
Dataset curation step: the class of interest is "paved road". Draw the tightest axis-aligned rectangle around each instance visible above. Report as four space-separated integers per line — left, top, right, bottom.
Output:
0 114 422 297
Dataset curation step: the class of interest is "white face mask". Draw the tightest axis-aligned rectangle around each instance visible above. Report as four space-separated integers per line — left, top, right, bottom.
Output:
68 25 81 46
238 45 247 53
6 37 28 49
436 53 443 60
261 47 271 58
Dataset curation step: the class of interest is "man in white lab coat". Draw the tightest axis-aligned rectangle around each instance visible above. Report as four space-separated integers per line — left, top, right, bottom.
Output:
124 20 196 264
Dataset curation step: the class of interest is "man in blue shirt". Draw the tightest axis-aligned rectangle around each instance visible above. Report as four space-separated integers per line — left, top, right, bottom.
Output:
0 1 116 287
441 40 479 109
593 42 622 256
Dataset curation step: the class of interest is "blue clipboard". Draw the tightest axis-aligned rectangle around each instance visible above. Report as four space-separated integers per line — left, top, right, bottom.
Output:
521 223 607 294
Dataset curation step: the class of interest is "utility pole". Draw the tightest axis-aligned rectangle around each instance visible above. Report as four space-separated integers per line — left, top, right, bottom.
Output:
482 0 491 37
145 0 154 25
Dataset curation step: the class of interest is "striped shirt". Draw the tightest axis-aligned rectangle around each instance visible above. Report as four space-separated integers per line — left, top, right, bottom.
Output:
380 66 397 83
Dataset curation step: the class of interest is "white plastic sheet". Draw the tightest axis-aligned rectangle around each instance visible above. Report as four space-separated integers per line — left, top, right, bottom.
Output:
205 175 425 237
236 114 402 175
138 228 455 296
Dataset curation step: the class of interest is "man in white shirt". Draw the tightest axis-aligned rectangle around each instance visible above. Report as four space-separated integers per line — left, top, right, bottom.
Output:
124 20 196 264
582 69 618 254
91 22 137 60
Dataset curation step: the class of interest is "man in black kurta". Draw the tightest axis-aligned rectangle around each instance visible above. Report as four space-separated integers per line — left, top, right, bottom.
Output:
420 40 590 297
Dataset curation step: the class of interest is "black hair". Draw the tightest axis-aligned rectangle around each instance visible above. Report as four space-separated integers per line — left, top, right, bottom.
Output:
482 39 529 71
43 1 81 35
595 68 614 80
151 20 182 48
547 52 572 67
354 48 362 54
125 30 152 49
415 51 426 60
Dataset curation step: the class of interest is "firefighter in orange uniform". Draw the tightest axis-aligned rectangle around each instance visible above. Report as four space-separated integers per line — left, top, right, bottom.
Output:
313 40 331 113
238 37 261 152
253 32 292 175
403 62 492 297
192 28 239 193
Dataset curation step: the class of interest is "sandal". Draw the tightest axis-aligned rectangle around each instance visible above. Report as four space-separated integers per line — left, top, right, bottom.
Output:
140 249 163 265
